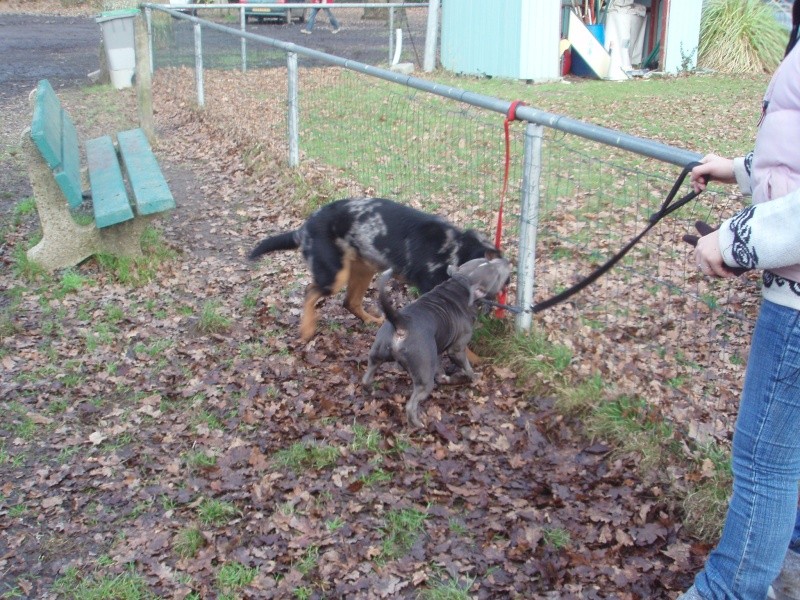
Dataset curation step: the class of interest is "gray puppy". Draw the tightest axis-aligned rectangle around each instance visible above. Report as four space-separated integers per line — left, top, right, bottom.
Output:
362 257 512 427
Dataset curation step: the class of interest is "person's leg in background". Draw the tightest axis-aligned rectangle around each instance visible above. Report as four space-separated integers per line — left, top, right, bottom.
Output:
322 7 339 32
301 7 319 33
682 300 800 599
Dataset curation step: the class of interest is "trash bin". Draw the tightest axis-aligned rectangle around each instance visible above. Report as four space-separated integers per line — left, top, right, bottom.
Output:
96 9 139 89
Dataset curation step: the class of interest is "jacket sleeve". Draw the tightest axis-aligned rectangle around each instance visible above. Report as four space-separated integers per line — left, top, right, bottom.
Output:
732 151 753 196
717 186 800 270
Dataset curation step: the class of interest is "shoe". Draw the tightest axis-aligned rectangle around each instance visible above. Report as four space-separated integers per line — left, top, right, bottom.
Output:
300 29 311 34
676 586 703 600
772 550 800 600
331 28 340 34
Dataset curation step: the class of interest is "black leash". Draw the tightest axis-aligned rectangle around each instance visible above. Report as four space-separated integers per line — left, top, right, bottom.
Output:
484 161 704 315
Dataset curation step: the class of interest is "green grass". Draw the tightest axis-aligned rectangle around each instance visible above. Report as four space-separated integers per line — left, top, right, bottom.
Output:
472 318 572 393
12 197 36 226
350 422 383 454
273 441 340 472
92 227 176 286
474 319 728 542
196 300 232 334
53 565 154 600
174 527 205 558
12 245 46 281
585 395 678 471
700 0 788 74
358 467 392 488
378 506 429 563
197 498 240 526
325 517 345 532
295 71 765 210
419 573 475 600
216 562 258 594
293 545 319 576
681 442 733 542
185 450 218 469
542 526 572 550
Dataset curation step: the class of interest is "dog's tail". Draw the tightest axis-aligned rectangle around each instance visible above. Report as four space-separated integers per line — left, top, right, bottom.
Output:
248 231 299 261
377 269 403 330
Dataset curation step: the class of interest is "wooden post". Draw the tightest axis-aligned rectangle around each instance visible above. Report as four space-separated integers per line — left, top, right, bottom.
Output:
135 9 155 142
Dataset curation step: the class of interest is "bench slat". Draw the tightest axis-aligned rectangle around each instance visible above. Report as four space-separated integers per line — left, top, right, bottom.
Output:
117 128 175 216
30 80 62 169
31 80 83 208
86 135 134 228
56 110 83 209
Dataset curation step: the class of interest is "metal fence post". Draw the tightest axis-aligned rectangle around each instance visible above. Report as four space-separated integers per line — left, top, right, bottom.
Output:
423 0 439 72
240 5 247 73
515 122 543 333
388 7 394 66
145 7 154 75
194 22 204 107
288 52 299 168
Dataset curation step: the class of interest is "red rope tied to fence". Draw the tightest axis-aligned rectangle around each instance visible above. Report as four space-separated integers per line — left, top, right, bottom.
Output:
493 100 525 317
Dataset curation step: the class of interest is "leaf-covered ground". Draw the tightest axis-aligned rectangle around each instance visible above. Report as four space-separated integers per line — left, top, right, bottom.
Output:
1 77 710 600
1 5 770 599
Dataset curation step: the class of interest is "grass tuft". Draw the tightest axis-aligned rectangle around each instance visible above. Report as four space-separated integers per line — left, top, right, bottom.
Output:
196 300 232 334
53 564 153 600
197 498 240 526
174 527 205 558
216 562 258 594
378 506 428 562
700 0 788 73
273 441 340 472
419 572 475 600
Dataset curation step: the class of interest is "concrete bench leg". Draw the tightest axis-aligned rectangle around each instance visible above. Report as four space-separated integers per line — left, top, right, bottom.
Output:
23 133 149 272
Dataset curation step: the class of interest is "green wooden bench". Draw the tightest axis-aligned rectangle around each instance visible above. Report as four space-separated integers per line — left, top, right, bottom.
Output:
24 79 176 271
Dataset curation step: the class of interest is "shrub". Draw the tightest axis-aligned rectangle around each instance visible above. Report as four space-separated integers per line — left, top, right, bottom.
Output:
699 0 789 73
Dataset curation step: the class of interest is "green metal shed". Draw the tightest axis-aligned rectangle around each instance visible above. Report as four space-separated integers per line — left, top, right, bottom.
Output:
440 0 561 81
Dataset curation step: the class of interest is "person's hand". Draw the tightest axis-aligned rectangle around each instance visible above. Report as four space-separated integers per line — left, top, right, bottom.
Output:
690 154 736 193
683 221 749 277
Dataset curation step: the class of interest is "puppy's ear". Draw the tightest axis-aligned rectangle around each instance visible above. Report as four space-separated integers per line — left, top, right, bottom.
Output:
467 283 480 304
472 284 487 300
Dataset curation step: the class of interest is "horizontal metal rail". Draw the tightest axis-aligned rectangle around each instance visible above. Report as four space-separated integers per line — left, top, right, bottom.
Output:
145 2 700 168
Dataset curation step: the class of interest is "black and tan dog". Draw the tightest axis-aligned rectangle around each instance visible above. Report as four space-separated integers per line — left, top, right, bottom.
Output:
248 197 500 341
362 257 512 428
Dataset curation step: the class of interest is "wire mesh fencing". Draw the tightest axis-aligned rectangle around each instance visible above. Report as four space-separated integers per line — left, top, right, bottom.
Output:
147 6 756 442
148 3 429 71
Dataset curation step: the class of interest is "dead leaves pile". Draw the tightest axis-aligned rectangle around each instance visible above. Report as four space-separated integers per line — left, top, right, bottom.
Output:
0 68 732 598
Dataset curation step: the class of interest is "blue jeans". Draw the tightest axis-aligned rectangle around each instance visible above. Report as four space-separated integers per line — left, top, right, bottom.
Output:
304 7 339 31
693 299 800 599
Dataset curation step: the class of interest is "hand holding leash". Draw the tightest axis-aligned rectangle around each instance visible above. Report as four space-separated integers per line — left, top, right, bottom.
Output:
683 221 749 277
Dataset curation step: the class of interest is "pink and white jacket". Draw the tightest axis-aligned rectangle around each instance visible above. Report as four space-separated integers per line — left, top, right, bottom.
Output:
724 43 800 309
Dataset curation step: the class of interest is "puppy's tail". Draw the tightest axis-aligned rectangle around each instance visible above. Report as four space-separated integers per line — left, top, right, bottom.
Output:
248 231 299 261
377 269 403 330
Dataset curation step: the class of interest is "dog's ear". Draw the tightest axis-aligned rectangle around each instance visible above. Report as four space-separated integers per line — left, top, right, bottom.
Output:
467 282 482 304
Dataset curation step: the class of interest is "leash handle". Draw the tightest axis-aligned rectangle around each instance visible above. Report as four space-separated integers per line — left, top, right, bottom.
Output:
531 161 703 315
494 100 525 318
